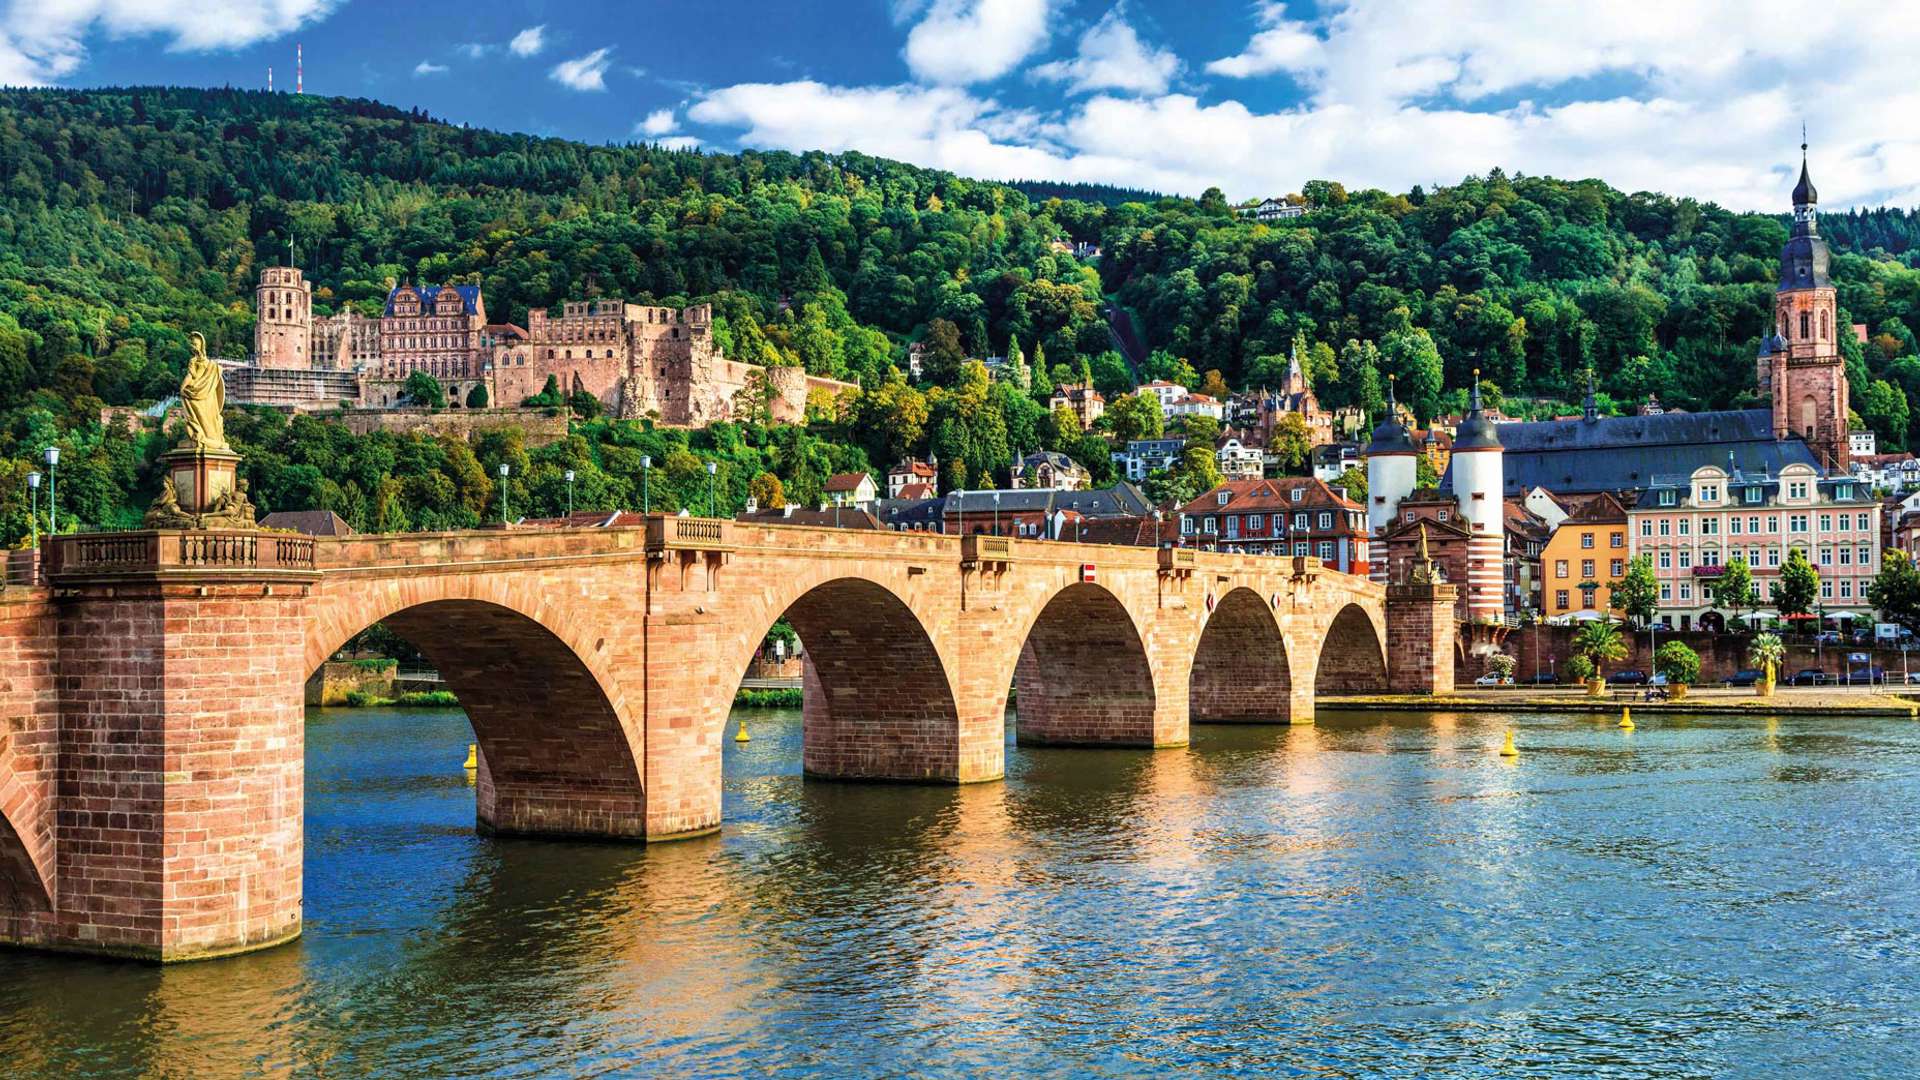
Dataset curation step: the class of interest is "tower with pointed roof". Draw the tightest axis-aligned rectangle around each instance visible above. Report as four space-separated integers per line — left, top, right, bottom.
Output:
1449 369 1505 621
1764 139 1849 471
1363 375 1418 582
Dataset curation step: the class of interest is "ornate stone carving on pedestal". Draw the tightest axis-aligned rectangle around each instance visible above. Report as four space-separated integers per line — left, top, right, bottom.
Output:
145 331 257 529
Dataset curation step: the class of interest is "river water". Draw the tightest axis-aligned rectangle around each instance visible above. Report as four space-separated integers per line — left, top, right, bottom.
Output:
4 705 1920 1077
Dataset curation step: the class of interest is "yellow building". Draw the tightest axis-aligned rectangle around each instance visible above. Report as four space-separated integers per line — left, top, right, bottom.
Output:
1542 491 1631 618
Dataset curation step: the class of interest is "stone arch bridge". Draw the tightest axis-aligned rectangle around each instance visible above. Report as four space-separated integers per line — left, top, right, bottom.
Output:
0 518 1454 961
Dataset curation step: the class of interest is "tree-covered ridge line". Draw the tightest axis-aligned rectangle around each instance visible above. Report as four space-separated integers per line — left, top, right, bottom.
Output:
3 86 1920 546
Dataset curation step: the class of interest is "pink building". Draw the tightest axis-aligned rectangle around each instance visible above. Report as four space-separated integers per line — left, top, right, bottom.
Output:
1628 461 1879 631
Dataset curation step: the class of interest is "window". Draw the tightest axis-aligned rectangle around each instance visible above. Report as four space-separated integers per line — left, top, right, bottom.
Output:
1860 544 1872 565
1658 551 1671 569
1291 489 1304 502
1203 518 1217 534
1841 580 1853 599
1582 559 1596 578
1679 550 1693 569
1581 532 1595 549
1556 589 1570 609
1293 542 1309 556
1610 533 1624 548
1556 560 1570 579
1701 517 1718 535
1403 511 1414 522
1438 510 1450 522
1730 517 1743 535
1217 492 1230 507
1820 579 1833 600
1641 521 1654 537
1767 548 1780 568
1319 512 1332 529
1248 514 1263 530
1679 583 1692 601
1790 514 1808 533
1701 484 1720 503
1840 546 1852 566
1659 519 1671 537
1819 548 1832 566
1801 311 1811 338
1859 513 1872 530
1678 518 1691 536
1659 489 1677 507
1660 583 1672 601
1789 482 1809 500
1836 483 1853 500
1611 559 1624 577
1295 513 1308 529
1181 517 1195 534
1819 514 1832 532
1317 541 1334 560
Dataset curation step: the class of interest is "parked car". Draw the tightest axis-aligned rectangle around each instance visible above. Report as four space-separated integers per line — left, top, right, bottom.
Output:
1907 671 1920 686
1843 666 1887 686
1648 673 1669 687
1473 674 1511 686
1815 631 1843 645
1607 670 1648 685
1788 668 1830 686
1723 669 1765 687
1521 672 1562 685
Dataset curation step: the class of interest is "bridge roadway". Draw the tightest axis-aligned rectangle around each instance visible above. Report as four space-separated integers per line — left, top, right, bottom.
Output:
0 516 1456 961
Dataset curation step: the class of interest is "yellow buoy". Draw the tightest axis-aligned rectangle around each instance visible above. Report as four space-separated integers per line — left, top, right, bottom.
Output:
1498 729 1518 757
1619 707 1634 730
734 717 751 743
462 743 478 770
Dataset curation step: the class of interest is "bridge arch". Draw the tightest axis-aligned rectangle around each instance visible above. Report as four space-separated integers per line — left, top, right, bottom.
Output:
308 583 646 838
1190 587 1294 723
1314 601 1390 694
1012 581 1159 746
738 577 964 782
0 805 50 925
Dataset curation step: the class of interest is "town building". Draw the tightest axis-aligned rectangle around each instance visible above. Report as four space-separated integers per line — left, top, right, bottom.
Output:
1311 443 1359 483
942 484 1154 538
1236 197 1306 222
1504 499 1550 620
1852 430 1878 458
1541 491 1631 620
823 472 880 510
887 460 938 498
1164 393 1225 422
377 283 488 383
1228 355 1335 447
1012 451 1090 491
1111 437 1186 482
1050 383 1106 429
737 505 883 530
1176 477 1369 571
1215 437 1265 480
1628 461 1880 631
1366 375 1507 621
1136 380 1188 412
1852 452 1920 492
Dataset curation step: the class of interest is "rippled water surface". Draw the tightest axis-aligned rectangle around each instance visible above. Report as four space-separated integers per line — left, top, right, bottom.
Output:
5 705 1920 1077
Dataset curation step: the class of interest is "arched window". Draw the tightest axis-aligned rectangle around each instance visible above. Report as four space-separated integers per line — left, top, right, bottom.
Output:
1800 312 1811 339
1820 310 1830 340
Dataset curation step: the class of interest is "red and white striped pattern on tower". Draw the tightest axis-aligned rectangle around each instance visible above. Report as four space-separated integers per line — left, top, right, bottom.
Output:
1450 367 1506 621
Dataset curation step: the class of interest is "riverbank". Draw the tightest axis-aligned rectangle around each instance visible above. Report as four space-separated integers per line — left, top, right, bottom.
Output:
1323 687 1920 717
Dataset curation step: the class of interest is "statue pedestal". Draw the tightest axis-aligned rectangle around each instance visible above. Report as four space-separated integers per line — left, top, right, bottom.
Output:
148 445 255 529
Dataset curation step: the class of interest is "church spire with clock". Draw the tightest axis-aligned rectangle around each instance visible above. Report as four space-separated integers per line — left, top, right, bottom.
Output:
1761 139 1849 472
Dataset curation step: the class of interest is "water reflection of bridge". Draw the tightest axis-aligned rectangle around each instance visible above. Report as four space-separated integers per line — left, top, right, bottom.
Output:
0 517 1455 960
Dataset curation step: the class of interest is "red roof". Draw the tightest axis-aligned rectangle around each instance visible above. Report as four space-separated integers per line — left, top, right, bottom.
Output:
823 472 873 493
1178 476 1361 516
895 482 936 499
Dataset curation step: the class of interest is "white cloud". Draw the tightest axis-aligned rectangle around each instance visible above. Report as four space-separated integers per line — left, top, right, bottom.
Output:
637 109 679 137
456 42 491 60
1206 2 1316 79
1032 6 1178 96
903 0 1052 85
549 47 613 92
412 60 448 77
508 24 546 58
0 0 339 84
657 136 702 151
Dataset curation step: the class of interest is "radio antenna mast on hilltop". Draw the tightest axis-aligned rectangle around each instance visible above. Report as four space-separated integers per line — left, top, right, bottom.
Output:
297 43 303 94
268 67 273 92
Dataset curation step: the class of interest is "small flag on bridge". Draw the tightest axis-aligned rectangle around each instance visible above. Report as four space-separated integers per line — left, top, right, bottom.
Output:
1080 563 1097 583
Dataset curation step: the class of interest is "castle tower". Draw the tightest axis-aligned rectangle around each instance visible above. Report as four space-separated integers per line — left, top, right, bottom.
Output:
1770 144 1850 472
254 266 312 370
1363 376 1418 583
1449 369 1505 622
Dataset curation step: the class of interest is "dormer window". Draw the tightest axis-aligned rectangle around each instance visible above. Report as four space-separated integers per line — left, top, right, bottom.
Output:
1836 483 1853 500
1744 487 1762 504
1291 489 1304 502
1658 489 1677 507
1216 491 1230 506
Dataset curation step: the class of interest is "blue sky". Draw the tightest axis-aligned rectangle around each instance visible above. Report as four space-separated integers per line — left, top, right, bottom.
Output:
10 0 1920 210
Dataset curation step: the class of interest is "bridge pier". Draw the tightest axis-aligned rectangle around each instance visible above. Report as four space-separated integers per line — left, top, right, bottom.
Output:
1386 579 1460 693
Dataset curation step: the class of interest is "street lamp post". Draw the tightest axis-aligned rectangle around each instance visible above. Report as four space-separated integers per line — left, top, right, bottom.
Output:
706 460 718 517
641 455 652 514
497 463 510 525
565 469 575 518
992 491 1001 536
25 471 40 548
42 447 59 535
954 489 965 536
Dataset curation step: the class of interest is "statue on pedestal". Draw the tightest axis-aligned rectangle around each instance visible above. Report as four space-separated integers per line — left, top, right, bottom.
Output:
145 332 255 529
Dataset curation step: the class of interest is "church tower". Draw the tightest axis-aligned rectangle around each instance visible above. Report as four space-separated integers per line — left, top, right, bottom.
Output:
254 266 312 370
1768 143 1850 471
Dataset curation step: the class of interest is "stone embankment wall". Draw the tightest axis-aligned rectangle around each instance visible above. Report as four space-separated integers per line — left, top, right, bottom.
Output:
1504 625 1920 683
305 660 398 705
326 407 570 447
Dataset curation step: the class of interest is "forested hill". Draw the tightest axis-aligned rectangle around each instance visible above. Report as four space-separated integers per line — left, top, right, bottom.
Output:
3 85 1920 538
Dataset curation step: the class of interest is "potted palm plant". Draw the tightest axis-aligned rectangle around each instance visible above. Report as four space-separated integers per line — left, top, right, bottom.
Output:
1748 632 1784 697
1574 619 1627 697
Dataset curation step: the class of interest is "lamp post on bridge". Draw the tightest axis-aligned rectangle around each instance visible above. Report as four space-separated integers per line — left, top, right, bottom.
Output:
564 469 575 518
42 446 58 535
497 463 510 525
992 491 1001 536
706 459 718 518
641 455 651 514
25 471 39 548
954 489 964 536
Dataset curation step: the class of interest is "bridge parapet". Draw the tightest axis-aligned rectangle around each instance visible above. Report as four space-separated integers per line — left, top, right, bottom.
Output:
47 529 320 585
646 515 734 557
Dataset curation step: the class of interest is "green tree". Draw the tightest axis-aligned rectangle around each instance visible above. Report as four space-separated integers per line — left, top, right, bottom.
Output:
1655 641 1701 686
1611 553 1660 626
403 371 446 410
465 383 489 408
1868 549 1920 637
1107 391 1164 444
1709 558 1757 628
749 470 785 509
1271 412 1313 472
1333 464 1367 501
1776 547 1820 622
1747 632 1784 685
1382 323 1444 422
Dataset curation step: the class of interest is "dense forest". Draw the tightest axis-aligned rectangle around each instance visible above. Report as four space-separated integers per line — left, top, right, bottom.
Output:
2 85 1919 545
